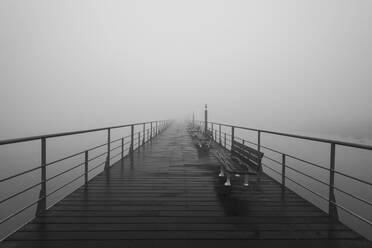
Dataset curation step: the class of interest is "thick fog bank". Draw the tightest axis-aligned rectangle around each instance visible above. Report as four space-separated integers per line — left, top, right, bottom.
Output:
1 0 371 140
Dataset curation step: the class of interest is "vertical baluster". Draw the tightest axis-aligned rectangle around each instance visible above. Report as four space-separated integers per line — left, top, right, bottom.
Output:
224 133 226 148
231 126 235 151
156 122 158 136
39 138 46 213
143 124 145 145
130 125 134 154
329 143 338 219
85 150 89 185
138 132 140 149
150 122 153 140
282 154 286 187
219 124 221 145
211 123 213 140
257 130 261 171
105 128 111 169
121 138 124 161
205 105 208 134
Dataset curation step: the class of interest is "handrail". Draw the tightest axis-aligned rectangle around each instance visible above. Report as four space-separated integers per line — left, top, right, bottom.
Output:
197 120 372 228
0 120 168 145
208 121 372 150
0 119 171 241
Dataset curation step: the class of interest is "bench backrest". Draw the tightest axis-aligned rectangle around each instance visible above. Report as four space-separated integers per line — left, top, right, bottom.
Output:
231 140 264 168
205 130 214 140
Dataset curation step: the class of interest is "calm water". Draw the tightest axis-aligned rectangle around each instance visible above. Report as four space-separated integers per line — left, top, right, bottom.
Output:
0 123 371 241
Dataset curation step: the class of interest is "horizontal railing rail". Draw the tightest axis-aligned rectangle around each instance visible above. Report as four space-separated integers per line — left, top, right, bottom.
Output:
0 120 167 146
0 119 171 240
195 120 372 227
207 121 372 151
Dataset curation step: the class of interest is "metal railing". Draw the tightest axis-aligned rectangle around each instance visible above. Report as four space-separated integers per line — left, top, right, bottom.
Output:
0 119 171 237
197 120 372 227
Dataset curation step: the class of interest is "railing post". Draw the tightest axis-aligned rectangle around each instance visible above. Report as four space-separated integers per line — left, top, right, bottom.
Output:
329 143 338 219
211 123 213 139
282 154 286 187
224 133 226 147
258 130 262 171
156 122 158 136
204 104 208 134
143 124 145 145
130 125 134 154
85 150 89 185
105 128 111 169
39 138 47 212
219 124 221 144
138 132 140 149
231 126 235 150
121 138 124 161
147 129 149 142
150 122 153 140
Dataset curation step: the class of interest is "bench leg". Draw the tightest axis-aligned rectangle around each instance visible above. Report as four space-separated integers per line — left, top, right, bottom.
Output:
219 166 225 177
224 175 231 186
244 175 249 186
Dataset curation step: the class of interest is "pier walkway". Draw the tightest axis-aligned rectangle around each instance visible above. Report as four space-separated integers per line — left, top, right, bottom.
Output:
1 122 371 248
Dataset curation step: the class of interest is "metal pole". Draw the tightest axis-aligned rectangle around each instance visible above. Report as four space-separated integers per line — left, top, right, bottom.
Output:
156 122 158 136
130 125 134 154
211 123 213 139
329 143 338 219
219 124 221 144
282 154 286 187
224 133 226 147
143 124 145 145
138 132 140 149
40 138 46 212
121 138 124 160
231 126 235 150
147 129 149 142
85 150 89 185
192 113 195 128
204 104 208 134
150 122 153 140
105 128 111 169
258 130 261 171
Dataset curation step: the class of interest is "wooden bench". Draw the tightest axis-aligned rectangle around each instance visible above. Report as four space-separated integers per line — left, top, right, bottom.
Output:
214 141 264 186
191 132 211 150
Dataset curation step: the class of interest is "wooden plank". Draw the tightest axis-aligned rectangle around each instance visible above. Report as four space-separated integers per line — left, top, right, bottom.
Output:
1 122 371 248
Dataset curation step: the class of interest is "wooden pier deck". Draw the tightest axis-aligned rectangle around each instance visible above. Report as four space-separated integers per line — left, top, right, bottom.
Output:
1 122 371 248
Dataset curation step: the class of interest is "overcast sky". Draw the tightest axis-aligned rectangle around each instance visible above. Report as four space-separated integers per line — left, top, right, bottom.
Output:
0 0 371 139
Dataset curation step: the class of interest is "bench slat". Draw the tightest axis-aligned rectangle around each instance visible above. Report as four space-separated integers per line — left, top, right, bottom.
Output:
214 151 256 175
232 141 263 166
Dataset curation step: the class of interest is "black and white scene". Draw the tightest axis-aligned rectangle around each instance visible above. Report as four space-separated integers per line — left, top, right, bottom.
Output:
0 0 371 247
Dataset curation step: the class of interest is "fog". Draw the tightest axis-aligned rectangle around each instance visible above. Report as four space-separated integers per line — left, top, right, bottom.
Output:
1 0 371 139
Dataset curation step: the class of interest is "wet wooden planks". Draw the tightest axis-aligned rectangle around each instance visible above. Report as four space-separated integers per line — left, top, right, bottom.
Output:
1 122 371 248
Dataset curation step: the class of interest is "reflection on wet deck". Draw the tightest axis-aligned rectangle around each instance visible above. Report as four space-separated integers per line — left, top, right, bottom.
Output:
1 122 371 248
